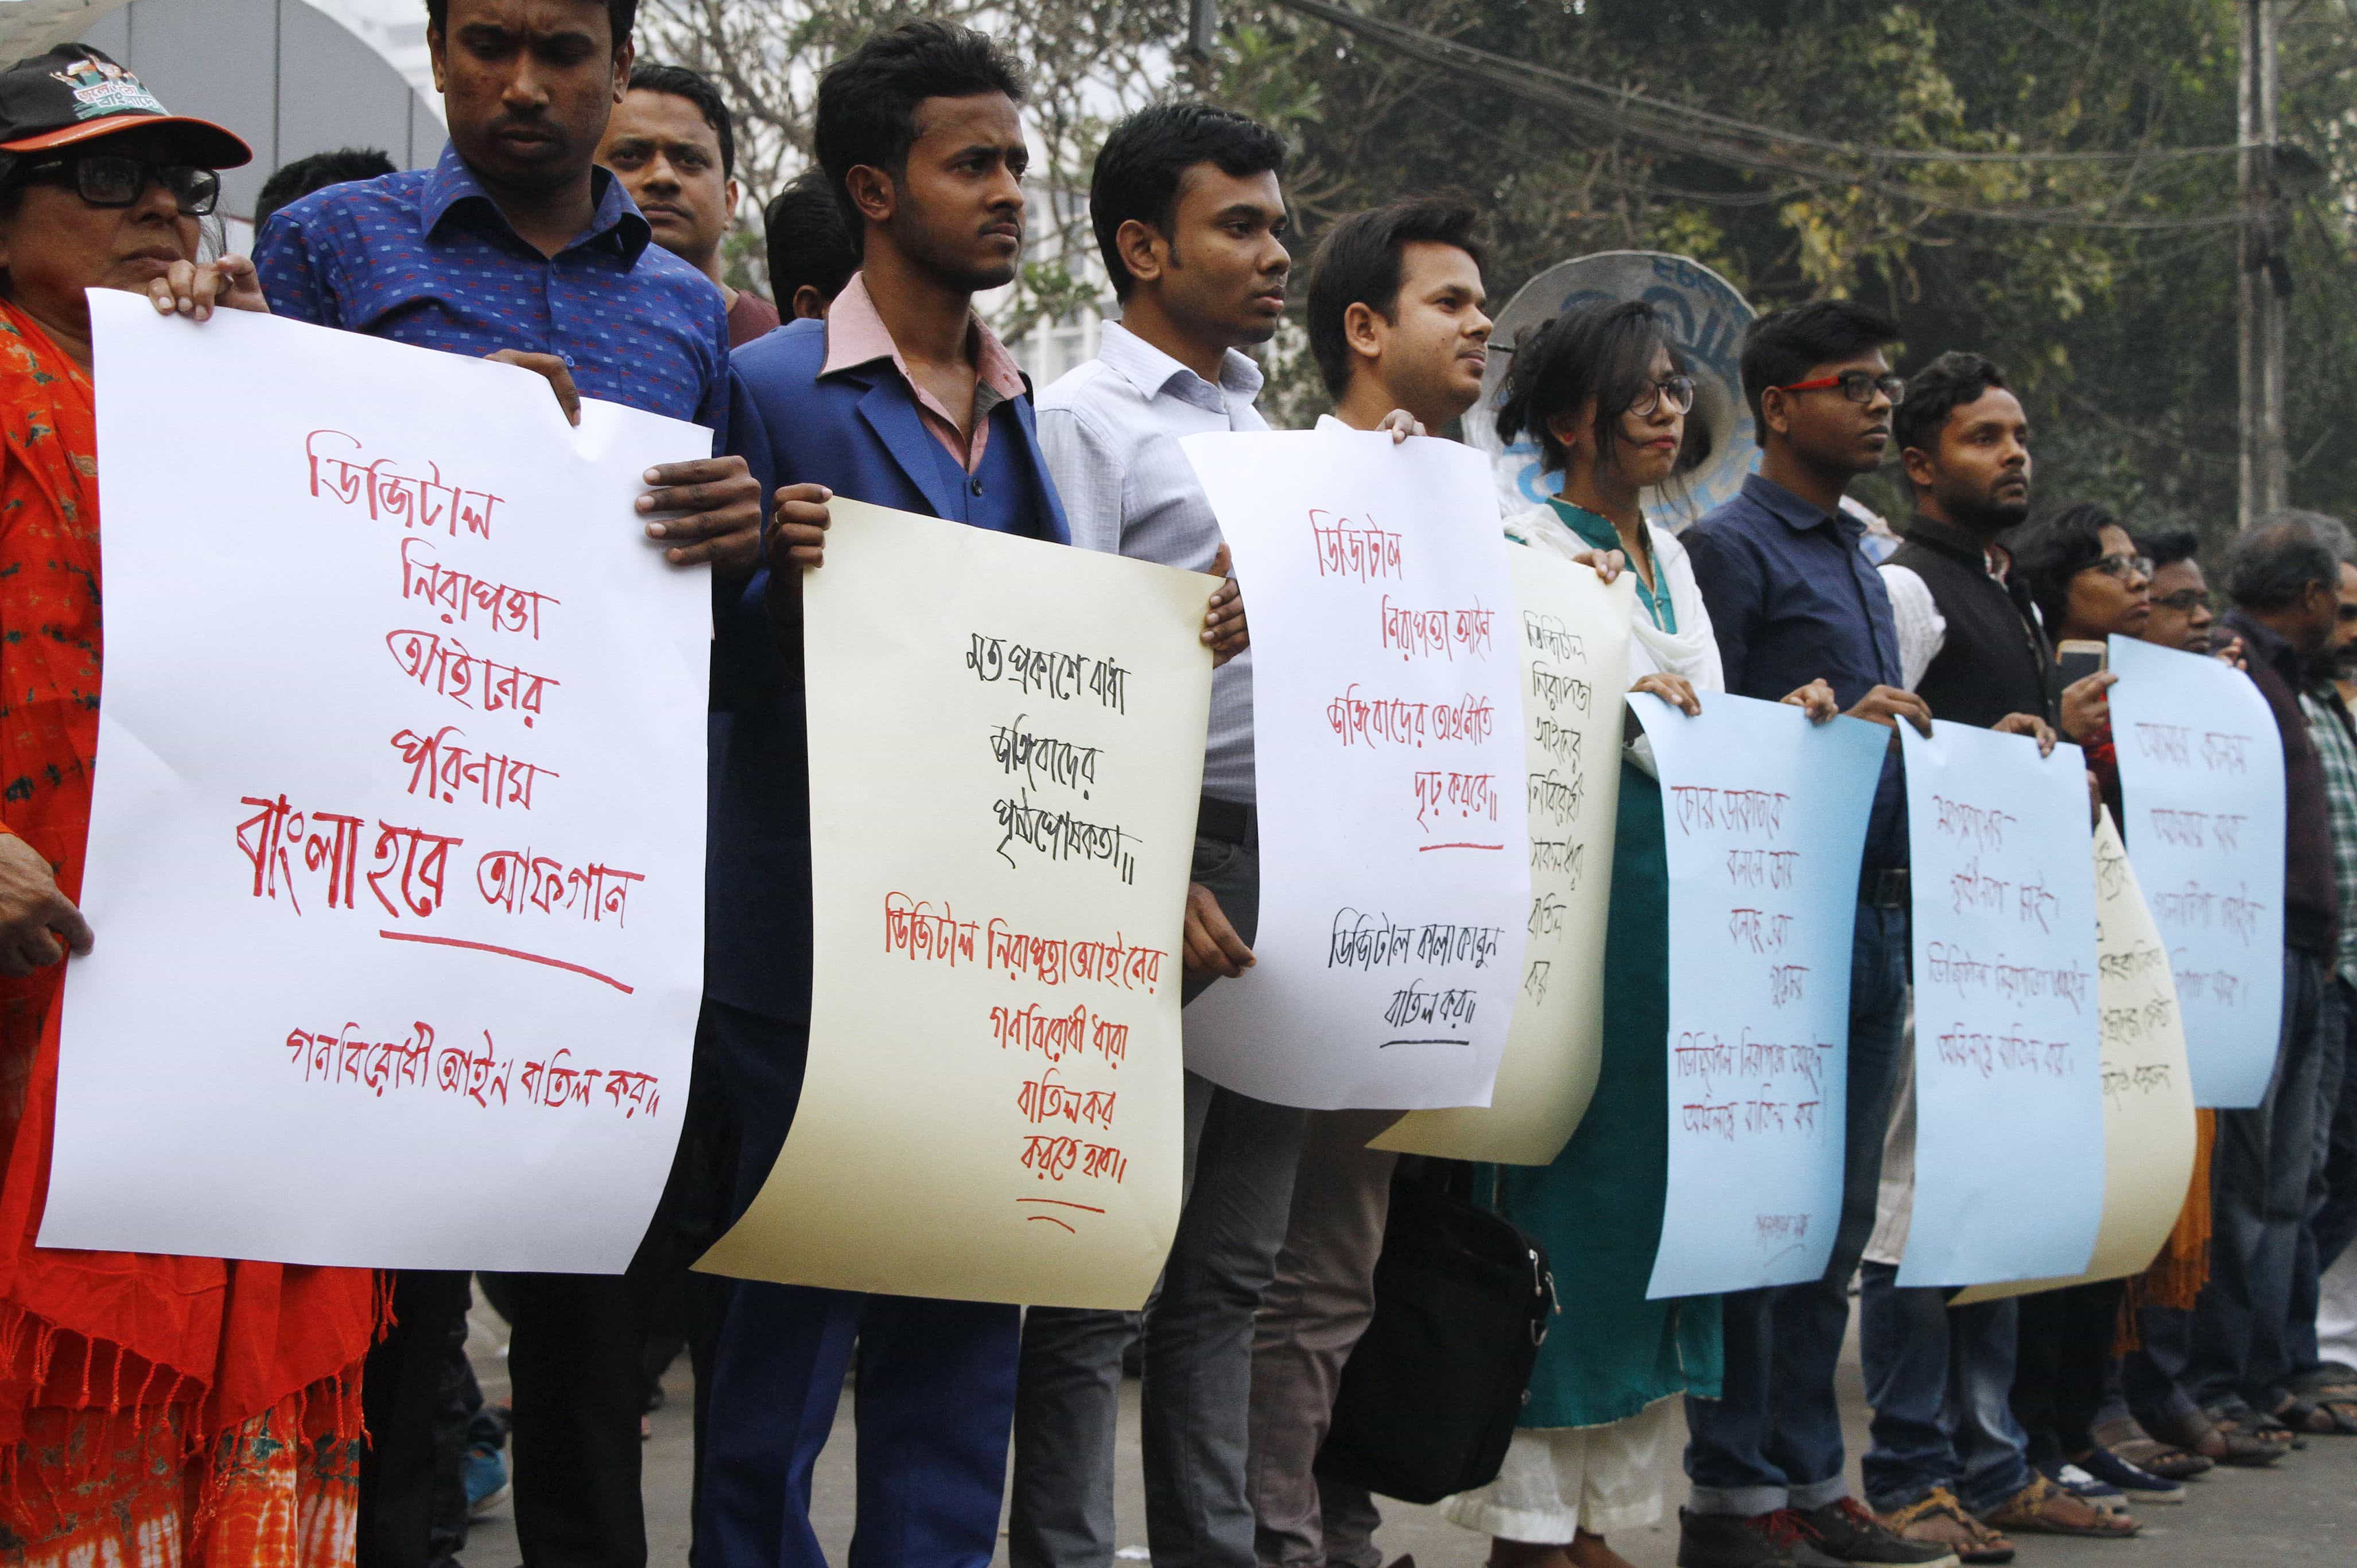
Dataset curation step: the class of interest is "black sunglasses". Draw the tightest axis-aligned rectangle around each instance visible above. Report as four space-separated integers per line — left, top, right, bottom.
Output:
22 153 220 216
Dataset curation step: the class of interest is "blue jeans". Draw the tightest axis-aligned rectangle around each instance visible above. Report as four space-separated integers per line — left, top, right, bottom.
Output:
697 1001 1021 1568
1858 1264 2030 1515
1686 904 1910 1515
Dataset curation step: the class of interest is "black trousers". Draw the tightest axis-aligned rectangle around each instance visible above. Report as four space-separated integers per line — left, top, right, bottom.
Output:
358 1269 474 1568
358 1026 739 1568
2012 1278 2126 1466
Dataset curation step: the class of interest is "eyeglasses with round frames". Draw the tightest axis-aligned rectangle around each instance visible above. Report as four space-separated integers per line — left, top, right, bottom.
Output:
1630 375 1697 417
1775 370 1908 407
21 154 220 216
2088 554 2154 583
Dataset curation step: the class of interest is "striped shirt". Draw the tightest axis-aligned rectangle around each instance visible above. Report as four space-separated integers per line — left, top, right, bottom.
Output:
2304 686 2357 986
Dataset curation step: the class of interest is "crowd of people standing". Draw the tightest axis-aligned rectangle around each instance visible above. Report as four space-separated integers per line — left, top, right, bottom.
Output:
1 3 2352 1567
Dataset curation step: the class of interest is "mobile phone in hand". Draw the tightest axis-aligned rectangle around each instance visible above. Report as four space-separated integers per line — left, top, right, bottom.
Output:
2056 638 2107 688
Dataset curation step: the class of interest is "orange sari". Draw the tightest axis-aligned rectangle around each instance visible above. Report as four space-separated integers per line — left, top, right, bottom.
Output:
0 298 378 1562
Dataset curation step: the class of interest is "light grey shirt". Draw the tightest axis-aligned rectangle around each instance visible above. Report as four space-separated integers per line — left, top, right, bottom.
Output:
1038 320 1267 804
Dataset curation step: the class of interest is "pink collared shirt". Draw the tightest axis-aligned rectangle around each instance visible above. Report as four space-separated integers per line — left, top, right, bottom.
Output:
821 272 1028 474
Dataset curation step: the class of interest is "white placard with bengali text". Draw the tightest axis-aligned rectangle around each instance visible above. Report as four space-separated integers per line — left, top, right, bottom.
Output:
40 293 710 1271
1178 430 1531 1110
2107 634 2286 1108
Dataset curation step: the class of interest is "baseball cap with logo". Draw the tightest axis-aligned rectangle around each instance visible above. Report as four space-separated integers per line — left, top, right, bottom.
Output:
0 45 250 166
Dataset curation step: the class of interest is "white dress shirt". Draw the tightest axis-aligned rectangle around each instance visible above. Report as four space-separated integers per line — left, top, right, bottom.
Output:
1037 321 1269 804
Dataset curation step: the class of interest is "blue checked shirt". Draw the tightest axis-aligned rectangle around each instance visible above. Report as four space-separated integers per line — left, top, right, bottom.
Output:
253 143 729 435
2303 686 2357 986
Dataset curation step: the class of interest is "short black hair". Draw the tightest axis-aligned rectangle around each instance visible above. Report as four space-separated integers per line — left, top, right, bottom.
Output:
425 0 635 43
1088 103 1287 302
1494 299 1686 478
764 166 857 309
1305 193 1486 399
2227 519 2340 610
253 146 396 229
627 62 736 181
814 21 1025 250
2134 527 2203 571
1893 350 2008 462
1739 299 1900 444
2012 501 2122 632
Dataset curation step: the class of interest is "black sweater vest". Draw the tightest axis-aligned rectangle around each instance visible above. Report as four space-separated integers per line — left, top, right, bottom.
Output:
1888 517 2055 730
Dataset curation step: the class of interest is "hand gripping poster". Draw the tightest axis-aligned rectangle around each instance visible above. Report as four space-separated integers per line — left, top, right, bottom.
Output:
40 292 710 1271
1374 548 1633 1164
1895 720 2102 1287
1176 429 1532 1111
695 501 1212 1310
1634 694 1887 1298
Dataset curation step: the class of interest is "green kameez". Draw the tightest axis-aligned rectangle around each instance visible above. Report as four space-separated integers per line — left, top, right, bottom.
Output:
1485 498 1723 1429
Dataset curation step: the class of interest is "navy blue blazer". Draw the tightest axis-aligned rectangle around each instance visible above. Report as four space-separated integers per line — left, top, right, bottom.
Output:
708 317 1072 1021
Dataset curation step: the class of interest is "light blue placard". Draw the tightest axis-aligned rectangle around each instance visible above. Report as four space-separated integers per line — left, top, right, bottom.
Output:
1896 721 2103 1286
1637 694 1888 1298
2107 636 2288 1107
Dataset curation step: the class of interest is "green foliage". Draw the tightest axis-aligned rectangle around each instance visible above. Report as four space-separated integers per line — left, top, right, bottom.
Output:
1191 0 2357 550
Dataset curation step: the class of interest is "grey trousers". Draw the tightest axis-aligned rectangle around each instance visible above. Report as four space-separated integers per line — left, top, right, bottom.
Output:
1245 1109 1401 1568
1009 823 1310 1568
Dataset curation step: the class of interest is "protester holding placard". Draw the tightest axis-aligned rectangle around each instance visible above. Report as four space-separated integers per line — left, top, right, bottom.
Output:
0 45 380 1564
1011 101 1296 1568
1439 298 1812 1568
1676 302 1955 1568
1851 354 2133 1552
712 25 1230 1568
250 1 773 1560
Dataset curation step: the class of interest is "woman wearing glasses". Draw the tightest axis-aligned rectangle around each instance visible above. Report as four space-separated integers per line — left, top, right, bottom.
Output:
0 46 374 1566
1441 301 1833 1568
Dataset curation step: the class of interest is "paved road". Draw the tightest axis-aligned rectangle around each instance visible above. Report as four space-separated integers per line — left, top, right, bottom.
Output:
460 1297 2355 1567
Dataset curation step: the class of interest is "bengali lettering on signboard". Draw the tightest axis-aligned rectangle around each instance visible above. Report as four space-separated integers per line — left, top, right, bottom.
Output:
694 500 1210 1310
41 293 710 1271
1176 430 1531 1111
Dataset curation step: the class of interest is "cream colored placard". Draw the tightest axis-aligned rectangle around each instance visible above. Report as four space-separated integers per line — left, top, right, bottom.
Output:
1953 810 2197 1305
1370 550 1633 1163
696 500 1212 1309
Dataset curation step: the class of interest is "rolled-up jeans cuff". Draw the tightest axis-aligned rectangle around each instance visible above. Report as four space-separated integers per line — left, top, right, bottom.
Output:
1788 1476 1850 1511
1686 1483 1789 1518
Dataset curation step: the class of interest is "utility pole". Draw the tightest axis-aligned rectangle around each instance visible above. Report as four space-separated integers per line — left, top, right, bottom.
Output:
2238 0 2289 530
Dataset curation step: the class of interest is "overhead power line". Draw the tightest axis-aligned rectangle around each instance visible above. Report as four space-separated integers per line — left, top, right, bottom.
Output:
1268 0 2246 230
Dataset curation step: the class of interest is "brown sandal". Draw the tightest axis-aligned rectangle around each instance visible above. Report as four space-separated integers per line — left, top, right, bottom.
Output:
1982 1475 2139 1538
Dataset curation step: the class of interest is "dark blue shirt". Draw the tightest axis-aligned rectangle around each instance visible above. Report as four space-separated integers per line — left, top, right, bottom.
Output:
1683 472 1909 873
253 143 729 434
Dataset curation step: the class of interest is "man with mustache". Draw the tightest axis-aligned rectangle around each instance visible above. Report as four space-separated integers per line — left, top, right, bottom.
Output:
597 61 781 347
252 3 770 1565
1856 353 2130 1563
1010 101 1288 1568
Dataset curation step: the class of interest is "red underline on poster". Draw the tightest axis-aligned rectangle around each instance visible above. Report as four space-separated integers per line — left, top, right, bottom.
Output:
1027 1216 1079 1232
1417 842 1504 852
1019 1199 1108 1213
377 929 635 994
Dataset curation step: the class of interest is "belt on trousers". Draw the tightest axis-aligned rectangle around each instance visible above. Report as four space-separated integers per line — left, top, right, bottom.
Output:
1859 867 1910 909
1195 795 1255 844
